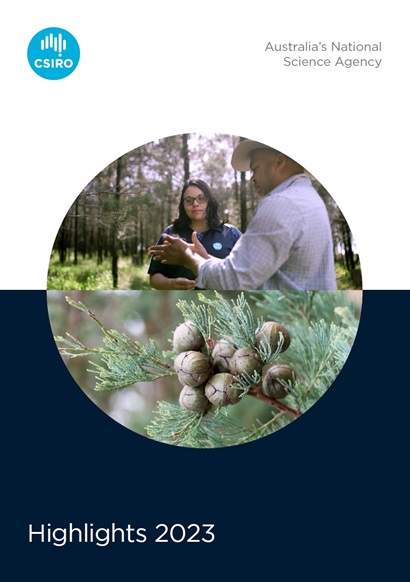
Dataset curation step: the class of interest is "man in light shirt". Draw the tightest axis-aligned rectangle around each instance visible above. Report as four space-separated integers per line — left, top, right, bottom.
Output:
148 140 337 290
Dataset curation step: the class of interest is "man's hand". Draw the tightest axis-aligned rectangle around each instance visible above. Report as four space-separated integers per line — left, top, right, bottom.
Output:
148 234 193 266
148 232 209 277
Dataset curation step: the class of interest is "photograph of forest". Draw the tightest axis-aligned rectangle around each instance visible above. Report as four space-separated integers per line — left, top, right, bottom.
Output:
47 133 362 291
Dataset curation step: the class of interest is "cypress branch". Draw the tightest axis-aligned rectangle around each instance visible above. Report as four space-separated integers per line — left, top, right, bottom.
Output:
55 297 175 390
198 291 262 348
54 291 361 447
146 402 256 448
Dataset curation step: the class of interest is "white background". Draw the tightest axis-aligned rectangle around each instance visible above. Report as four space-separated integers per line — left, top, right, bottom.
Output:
1 0 408 289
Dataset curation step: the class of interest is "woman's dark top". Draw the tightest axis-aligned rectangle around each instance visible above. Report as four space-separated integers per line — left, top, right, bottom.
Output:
148 223 241 281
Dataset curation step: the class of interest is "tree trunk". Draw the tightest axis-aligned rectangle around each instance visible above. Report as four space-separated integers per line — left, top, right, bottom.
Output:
343 223 355 272
111 158 122 289
182 133 190 182
74 198 79 265
58 215 68 263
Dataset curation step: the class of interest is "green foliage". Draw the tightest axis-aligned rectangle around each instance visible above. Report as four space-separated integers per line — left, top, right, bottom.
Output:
55 297 175 390
89 334 175 391
335 260 361 289
284 319 351 412
146 402 255 448
252 290 360 327
47 254 151 290
198 292 262 348
54 291 361 448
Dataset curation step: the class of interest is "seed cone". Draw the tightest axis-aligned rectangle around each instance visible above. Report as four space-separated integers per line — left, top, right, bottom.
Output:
205 373 242 406
174 350 212 387
173 320 205 354
179 385 212 414
255 321 291 354
261 364 295 399
211 340 236 373
229 347 263 377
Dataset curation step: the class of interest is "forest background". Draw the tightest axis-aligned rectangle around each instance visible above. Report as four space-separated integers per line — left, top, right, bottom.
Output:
48 133 362 290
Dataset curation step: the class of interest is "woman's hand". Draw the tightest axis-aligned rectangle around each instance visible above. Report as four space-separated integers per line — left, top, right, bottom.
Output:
149 273 197 290
173 277 197 290
191 231 210 259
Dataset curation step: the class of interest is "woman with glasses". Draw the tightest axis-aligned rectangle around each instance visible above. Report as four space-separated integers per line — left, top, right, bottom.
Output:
148 179 241 290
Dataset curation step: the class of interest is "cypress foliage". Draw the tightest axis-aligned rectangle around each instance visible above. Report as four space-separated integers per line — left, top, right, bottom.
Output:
55 291 360 448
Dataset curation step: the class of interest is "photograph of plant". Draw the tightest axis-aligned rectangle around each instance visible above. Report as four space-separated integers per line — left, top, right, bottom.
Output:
48 289 362 448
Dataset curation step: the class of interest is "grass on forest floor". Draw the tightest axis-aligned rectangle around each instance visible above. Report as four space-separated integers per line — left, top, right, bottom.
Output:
335 262 362 290
47 255 361 291
47 256 152 290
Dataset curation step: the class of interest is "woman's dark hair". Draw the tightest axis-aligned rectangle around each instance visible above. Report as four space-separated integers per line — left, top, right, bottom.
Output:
172 179 224 232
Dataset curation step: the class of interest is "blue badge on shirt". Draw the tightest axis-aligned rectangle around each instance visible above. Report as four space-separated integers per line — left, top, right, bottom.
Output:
213 242 223 250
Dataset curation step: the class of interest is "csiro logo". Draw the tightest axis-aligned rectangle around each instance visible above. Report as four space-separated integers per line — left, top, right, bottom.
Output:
27 27 80 80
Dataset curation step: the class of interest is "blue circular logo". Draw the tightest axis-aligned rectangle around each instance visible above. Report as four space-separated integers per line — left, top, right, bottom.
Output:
213 242 223 250
27 27 80 80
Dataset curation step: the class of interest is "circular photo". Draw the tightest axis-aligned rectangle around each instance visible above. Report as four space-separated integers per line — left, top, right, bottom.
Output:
47 132 363 447
48 289 362 448
47 133 362 292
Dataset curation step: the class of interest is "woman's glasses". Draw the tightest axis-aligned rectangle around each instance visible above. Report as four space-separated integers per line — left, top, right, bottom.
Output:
183 195 207 206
